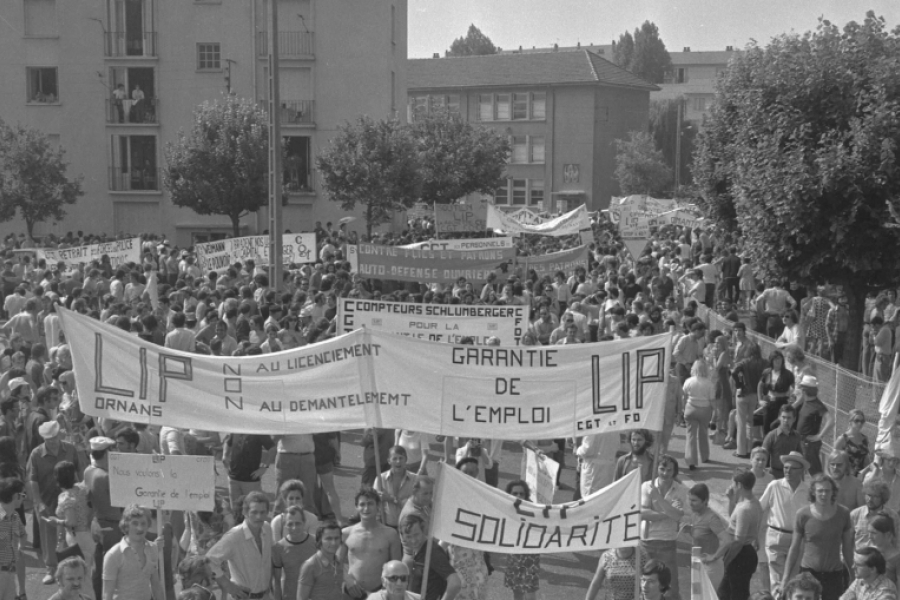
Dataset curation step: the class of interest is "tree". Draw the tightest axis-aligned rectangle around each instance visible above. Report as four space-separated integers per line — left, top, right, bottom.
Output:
648 98 697 189
164 94 272 237
614 131 673 196
316 116 421 237
447 24 498 57
693 12 900 370
0 120 83 240
411 107 510 205
613 21 671 84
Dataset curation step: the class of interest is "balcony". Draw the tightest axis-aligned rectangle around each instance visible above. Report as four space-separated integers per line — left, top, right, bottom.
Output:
106 98 159 124
109 167 160 192
256 31 314 58
285 168 315 195
105 32 158 58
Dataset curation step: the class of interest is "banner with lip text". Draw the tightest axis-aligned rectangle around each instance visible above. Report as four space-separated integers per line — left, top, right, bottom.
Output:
195 233 316 274
37 237 142 271
337 298 526 345
521 245 589 280
59 307 669 438
435 200 490 233
487 204 590 237
108 452 215 512
432 465 641 554
346 243 514 284
400 237 514 251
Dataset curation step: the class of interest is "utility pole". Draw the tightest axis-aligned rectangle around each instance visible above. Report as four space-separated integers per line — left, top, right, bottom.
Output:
674 96 684 194
267 0 283 291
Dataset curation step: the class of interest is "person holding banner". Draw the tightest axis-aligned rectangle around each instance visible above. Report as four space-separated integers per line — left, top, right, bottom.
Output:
400 514 461 600
503 481 541 600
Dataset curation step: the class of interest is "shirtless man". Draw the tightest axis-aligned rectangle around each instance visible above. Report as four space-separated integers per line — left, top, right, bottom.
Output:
342 488 402 599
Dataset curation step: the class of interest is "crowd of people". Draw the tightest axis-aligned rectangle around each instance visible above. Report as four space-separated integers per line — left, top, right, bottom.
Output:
0 211 894 600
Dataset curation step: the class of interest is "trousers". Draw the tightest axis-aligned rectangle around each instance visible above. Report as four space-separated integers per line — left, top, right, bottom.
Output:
717 544 757 600
735 393 758 455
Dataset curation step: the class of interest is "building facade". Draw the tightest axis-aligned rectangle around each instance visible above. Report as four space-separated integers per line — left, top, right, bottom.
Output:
655 48 737 123
0 0 406 245
408 51 657 212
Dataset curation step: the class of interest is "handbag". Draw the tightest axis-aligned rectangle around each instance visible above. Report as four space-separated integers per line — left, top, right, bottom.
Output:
55 524 83 562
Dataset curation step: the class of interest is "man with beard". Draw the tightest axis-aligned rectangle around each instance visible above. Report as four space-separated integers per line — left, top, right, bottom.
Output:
828 451 864 512
615 429 655 483
849 479 900 549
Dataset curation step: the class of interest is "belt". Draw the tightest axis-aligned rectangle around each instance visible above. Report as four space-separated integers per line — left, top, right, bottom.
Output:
246 592 267 599
769 525 793 534
279 452 313 456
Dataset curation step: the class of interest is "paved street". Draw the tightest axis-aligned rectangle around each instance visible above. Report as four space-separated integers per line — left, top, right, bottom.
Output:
21 425 755 600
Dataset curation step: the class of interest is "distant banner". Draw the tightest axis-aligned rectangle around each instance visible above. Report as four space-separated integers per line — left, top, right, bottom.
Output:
522 246 589 280
59 307 670 438
612 195 677 214
432 466 641 554
488 204 590 237
337 298 526 345
657 209 703 230
37 237 142 271
195 234 316 273
435 200 489 233
507 207 545 226
523 449 560 505
401 237 514 251
346 243 514 284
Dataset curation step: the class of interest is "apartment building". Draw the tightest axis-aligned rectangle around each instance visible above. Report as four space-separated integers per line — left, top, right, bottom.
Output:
0 0 406 245
408 51 657 212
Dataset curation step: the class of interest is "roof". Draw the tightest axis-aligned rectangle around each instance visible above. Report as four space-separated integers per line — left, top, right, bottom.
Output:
408 50 659 92
670 51 738 66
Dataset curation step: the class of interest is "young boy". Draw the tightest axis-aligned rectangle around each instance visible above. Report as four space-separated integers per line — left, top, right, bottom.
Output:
272 506 317 600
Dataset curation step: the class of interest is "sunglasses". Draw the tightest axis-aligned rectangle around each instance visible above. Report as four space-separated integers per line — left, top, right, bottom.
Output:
385 575 408 583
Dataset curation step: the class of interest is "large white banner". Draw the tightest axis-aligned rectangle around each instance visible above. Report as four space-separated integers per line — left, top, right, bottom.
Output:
400 237 514 251
195 234 316 273
337 298 526 345
109 453 215 512
432 465 641 554
37 237 142 271
488 204 590 237
59 308 669 438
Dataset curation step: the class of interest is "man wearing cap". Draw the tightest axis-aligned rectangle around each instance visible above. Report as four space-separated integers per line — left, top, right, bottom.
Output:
83 436 120 598
28 420 81 583
760 451 811 591
793 375 832 476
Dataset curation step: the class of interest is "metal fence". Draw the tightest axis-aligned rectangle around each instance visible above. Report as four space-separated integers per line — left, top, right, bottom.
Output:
698 306 885 456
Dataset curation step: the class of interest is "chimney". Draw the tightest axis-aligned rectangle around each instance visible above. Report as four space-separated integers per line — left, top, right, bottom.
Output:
683 47 691 52
519 45 523 52
432 53 439 59
577 41 581 48
553 43 558 51
726 45 734 51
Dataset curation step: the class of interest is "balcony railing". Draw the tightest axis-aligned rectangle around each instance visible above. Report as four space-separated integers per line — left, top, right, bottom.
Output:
258 100 315 126
105 31 158 58
284 168 315 194
109 167 160 191
256 31 314 57
106 98 159 124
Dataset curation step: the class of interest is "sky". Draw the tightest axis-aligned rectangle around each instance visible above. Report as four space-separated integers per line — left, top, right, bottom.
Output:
408 0 900 58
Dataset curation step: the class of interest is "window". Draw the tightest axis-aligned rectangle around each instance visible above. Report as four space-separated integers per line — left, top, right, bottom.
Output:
110 135 158 191
530 180 544 207
512 93 528 119
410 95 428 120
510 137 527 164
478 95 492 121
283 136 313 193
531 136 545 163
692 96 707 112
494 179 509 205
495 94 511 120
445 94 460 115
676 67 688 83
511 179 527 205
197 43 221 71
532 92 546 120
26 67 58 103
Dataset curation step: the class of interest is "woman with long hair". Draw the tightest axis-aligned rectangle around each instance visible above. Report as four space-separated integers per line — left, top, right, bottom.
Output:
834 409 870 476
683 360 716 470
757 350 795 434
504 480 541 600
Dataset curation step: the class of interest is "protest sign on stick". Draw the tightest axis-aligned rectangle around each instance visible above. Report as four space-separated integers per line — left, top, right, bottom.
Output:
522 449 560 505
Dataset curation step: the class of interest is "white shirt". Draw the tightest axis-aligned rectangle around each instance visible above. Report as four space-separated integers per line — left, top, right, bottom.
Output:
207 521 273 594
759 477 810 531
